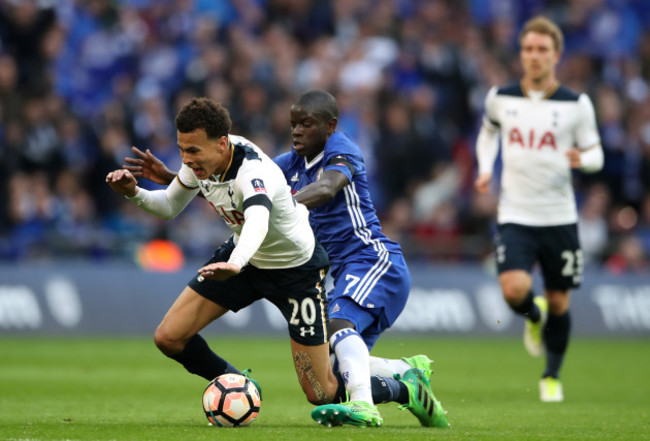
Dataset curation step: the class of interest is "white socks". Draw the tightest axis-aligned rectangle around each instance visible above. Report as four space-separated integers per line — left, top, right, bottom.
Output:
330 328 373 404
368 355 411 378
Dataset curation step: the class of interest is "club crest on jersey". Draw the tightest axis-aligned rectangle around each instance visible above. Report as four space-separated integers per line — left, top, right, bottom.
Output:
251 179 267 193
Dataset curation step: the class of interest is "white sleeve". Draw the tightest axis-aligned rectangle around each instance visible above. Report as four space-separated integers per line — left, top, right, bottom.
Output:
579 145 604 173
126 176 198 220
227 205 270 268
575 94 601 149
476 87 500 175
575 94 603 173
226 159 275 268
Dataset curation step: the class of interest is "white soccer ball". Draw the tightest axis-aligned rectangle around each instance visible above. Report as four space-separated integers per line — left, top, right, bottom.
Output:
202 373 261 427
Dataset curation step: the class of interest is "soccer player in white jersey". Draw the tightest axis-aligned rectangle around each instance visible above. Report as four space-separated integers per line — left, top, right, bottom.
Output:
475 16 604 402
121 94 448 428
106 97 340 405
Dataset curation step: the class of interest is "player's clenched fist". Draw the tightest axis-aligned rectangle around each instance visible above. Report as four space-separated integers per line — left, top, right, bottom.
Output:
474 173 492 194
106 169 138 197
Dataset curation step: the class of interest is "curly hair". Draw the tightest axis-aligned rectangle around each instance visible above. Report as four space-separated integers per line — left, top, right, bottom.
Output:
175 97 232 139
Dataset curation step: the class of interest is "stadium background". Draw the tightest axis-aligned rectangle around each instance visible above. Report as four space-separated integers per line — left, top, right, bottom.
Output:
0 0 649 337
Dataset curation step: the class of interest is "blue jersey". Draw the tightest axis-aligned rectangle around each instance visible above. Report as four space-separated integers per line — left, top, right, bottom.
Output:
274 132 402 279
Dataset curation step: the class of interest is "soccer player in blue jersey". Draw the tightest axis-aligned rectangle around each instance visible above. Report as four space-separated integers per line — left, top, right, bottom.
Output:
276 90 446 427
122 91 448 428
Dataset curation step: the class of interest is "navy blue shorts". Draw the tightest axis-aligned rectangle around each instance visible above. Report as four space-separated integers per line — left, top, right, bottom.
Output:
495 223 582 290
188 238 330 346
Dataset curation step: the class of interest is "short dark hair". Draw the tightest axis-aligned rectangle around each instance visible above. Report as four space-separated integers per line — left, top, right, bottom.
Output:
295 90 339 122
519 16 564 54
175 97 232 139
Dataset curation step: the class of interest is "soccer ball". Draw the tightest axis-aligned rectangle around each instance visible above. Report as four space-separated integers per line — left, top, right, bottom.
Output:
202 373 261 427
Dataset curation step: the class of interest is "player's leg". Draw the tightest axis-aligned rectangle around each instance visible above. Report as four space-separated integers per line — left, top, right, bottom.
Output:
499 268 548 356
543 289 571 377
154 285 237 380
289 339 340 404
313 369 447 428
329 316 373 405
537 223 582 401
496 224 538 311
329 253 411 386
321 254 446 426
365 253 433 378
320 307 445 426
368 354 433 379
539 289 570 401
495 224 547 355
264 242 341 404
154 237 258 381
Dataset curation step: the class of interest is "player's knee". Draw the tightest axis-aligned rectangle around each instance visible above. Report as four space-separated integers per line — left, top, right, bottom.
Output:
328 318 355 336
502 292 519 307
546 291 569 314
501 284 526 305
500 273 530 305
153 325 183 356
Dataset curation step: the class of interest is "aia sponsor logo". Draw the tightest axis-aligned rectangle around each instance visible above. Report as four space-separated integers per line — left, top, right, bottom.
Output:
209 202 245 225
508 128 556 150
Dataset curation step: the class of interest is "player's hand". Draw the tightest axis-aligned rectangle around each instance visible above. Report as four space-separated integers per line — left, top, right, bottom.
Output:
106 169 138 197
198 262 242 281
566 148 582 169
123 146 176 185
474 173 492 194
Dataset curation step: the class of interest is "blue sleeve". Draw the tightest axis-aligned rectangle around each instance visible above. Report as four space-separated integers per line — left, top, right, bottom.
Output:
322 132 362 183
273 152 292 178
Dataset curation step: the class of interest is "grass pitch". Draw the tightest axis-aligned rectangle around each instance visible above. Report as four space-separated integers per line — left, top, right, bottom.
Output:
1 336 648 441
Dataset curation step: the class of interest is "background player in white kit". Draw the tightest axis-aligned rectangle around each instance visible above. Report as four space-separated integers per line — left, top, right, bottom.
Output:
474 16 604 402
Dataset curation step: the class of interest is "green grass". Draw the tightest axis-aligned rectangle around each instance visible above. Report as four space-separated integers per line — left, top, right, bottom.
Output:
1 336 648 440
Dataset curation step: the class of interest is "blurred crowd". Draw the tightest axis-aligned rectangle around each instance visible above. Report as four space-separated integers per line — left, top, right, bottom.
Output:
1 0 649 273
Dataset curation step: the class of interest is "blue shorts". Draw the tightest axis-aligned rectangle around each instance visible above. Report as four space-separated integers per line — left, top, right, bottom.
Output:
328 251 410 350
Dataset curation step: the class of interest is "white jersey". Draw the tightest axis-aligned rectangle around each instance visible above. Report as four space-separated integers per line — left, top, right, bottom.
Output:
176 135 315 269
477 82 601 226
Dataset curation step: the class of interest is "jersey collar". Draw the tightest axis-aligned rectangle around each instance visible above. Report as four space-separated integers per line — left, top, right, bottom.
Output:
520 79 560 100
216 139 235 182
304 151 324 170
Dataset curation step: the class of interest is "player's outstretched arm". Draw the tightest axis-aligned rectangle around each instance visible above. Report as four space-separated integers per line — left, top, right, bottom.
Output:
106 169 138 197
294 169 349 209
123 146 177 185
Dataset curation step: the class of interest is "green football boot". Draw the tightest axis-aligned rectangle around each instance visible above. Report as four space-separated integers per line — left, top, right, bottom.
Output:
539 377 564 402
397 368 449 428
311 401 383 427
401 354 433 379
242 368 262 400
524 296 548 358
